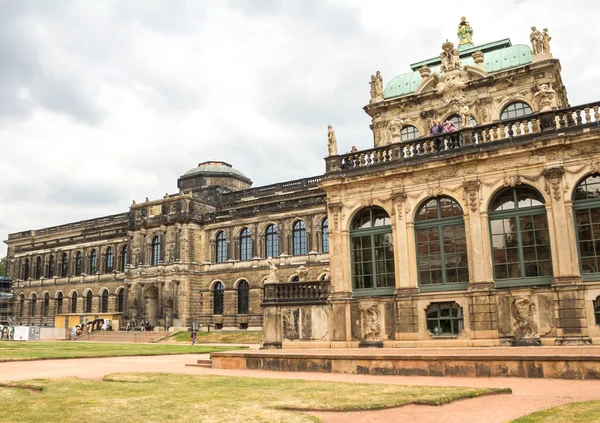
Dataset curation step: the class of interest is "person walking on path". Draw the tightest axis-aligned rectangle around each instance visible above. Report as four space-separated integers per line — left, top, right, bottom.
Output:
190 330 197 346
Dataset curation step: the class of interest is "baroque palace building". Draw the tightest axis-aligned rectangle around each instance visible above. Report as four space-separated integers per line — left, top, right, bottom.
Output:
6 20 600 346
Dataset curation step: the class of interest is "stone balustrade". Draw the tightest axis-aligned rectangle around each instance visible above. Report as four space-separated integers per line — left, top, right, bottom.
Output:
263 280 330 305
326 101 600 173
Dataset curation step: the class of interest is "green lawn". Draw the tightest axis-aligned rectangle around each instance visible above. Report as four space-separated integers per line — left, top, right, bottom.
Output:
512 401 600 423
0 373 511 423
168 330 263 344
0 341 243 362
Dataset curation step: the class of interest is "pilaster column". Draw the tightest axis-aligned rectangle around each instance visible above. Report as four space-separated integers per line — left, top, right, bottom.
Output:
391 191 413 290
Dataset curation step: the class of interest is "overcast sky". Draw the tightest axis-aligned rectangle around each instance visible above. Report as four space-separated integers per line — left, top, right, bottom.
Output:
1 0 599 258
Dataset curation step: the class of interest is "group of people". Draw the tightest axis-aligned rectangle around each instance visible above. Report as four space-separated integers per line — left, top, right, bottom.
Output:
428 120 461 152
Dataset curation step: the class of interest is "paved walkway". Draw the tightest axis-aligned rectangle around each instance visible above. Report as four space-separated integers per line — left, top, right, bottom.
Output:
1 354 599 422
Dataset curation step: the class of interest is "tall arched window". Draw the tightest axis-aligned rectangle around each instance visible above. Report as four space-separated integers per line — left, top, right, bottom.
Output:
48 255 55 278
321 218 329 253
489 186 552 286
293 221 308 256
23 259 30 280
239 228 252 261
101 289 109 313
35 257 42 279
90 249 98 274
573 174 600 276
71 292 78 313
213 282 224 315
216 232 227 263
121 245 128 270
400 125 419 142
415 197 469 290
500 101 533 120
117 288 124 313
61 253 68 277
30 294 37 317
265 224 279 258
350 207 395 294
151 236 161 266
43 293 50 317
56 292 63 315
75 252 82 276
237 280 250 314
85 291 93 313
19 295 25 317
106 247 114 273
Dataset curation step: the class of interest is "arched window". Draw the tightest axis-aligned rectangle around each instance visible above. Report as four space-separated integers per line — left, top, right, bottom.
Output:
489 186 552 286
594 297 600 325
237 280 250 314
48 255 55 278
400 125 419 142
121 245 128 271
216 231 227 263
35 257 42 279
447 114 477 129
213 282 224 315
23 259 30 280
75 252 82 276
239 228 253 261
350 207 395 293
117 288 124 313
101 290 109 313
56 292 63 315
290 275 300 282
106 247 114 273
573 174 600 276
90 249 97 274
71 292 78 313
30 294 37 317
426 302 464 336
322 218 329 253
43 293 50 317
85 291 93 313
61 253 68 277
19 295 25 317
500 102 533 120
265 224 279 258
293 221 308 256
151 236 161 266
415 197 469 290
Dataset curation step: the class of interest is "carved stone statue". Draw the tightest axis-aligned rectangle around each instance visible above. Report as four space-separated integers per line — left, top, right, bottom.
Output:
460 105 472 128
530 26 543 54
387 118 404 143
264 257 279 283
369 71 384 103
534 83 556 112
360 304 382 342
327 125 337 156
512 296 539 339
296 265 309 282
457 17 473 45
542 28 552 54
440 40 462 73
322 267 330 281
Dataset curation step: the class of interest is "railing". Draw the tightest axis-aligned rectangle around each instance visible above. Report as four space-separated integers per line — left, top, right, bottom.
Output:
327 101 600 173
220 176 324 203
8 213 129 240
263 280 330 305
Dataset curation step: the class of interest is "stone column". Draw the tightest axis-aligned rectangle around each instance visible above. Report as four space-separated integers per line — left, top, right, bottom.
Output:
137 283 143 318
123 283 130 318
391 192 413 291
158 282 163 317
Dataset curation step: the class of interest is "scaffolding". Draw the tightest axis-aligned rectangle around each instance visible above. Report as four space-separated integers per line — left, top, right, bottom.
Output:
0 276 14 327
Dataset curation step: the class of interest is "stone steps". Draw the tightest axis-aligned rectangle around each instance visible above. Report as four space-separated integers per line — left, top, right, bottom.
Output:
76 331 169 343
185 359 213 369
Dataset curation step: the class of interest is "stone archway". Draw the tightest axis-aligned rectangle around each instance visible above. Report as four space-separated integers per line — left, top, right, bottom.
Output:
144 285 159 321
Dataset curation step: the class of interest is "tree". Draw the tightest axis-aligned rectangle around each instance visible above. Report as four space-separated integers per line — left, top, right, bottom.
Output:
0 257 6 277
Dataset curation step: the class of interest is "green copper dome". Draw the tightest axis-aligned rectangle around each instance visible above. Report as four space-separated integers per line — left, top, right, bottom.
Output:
182 161 249 181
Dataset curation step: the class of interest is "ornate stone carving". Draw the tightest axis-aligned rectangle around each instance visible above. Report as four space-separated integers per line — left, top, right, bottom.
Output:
457 17 473 45
369 71 383 103
360 303 382 342
327 202 343 231
414 166 459 184
462 180 480 213
472 50 484 65
542 28 552 54
512 296 539 339
530 26 543 54
264 257 279 283
322 267 330 281
419 65 431 78
534 83 556 112
327 125 338 156
460 105 472 128
440 40 462 72
391 191 407 219
543 166 565 201
296 265 309 282
387 118 404 144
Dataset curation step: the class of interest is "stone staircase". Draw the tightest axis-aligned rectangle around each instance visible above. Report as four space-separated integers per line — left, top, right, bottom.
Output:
75 330 169 343
185 358 213 369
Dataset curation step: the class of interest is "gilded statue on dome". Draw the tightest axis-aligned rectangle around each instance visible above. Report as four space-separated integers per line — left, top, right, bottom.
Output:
457 17 473 45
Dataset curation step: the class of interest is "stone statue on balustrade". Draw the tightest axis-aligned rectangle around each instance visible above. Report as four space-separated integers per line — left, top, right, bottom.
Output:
440 41 462 73
530 26 543 54
322 267 330 281
387 118 404 144
369 71 384 103
264 257 279 283
457 17 473 46
534 83 556 112
296 265 309 282
460 105 472 128
327 125 338 156
542 28 552 54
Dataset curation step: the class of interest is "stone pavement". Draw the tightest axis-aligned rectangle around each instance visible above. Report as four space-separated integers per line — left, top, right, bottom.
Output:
1 354 600 422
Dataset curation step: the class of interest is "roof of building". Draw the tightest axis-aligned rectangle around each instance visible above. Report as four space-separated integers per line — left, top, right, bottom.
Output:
384 39 532 99
181 161 250 181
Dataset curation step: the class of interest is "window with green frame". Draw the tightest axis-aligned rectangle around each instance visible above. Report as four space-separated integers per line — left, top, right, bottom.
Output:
489 186 552 286
426 302 464 336
573 174 600 277
350 207 395 295
415 197 469 291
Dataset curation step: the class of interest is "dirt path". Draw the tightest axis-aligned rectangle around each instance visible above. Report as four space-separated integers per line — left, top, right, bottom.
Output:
1 354 599 422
